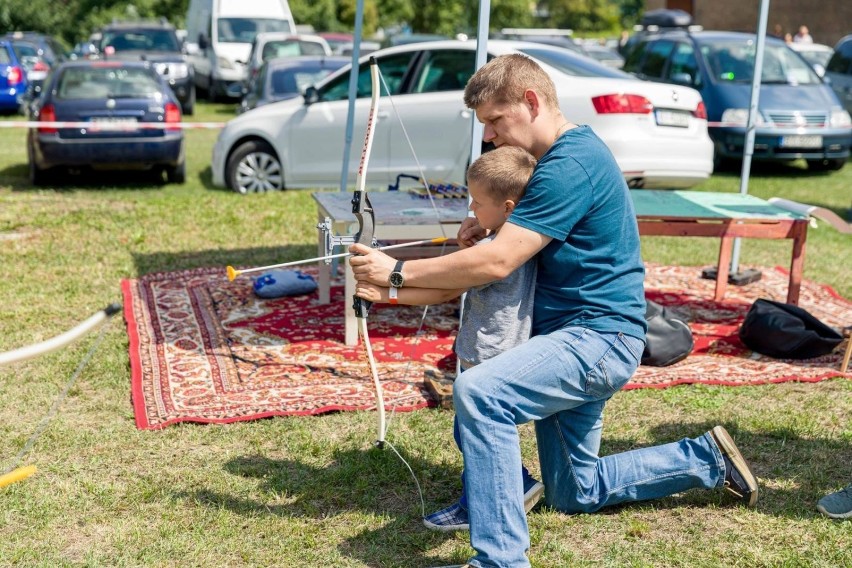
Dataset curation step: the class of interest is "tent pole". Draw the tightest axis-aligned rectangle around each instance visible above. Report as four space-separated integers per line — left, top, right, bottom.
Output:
731 0 770 274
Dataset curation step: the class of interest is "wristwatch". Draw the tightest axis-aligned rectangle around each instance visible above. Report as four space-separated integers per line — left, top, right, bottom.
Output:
388 286 399 305
389 260 405 288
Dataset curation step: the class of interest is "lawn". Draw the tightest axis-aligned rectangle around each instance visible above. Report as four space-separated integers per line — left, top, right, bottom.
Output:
0 103 849 567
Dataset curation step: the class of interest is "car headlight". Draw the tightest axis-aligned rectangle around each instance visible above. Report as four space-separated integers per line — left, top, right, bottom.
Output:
720 108 767 126
217 56 235 70
830 109 851 127
154 63 190 80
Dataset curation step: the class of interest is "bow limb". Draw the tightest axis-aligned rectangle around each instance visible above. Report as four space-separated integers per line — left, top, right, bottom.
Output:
0 304 121 366
351 57 385 449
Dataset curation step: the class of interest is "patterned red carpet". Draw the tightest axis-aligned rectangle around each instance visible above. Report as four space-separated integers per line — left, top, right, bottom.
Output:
122 264 850 429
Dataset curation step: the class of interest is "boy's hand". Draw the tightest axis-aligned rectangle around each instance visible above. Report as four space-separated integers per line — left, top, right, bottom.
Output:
349 243 397 285
355 282 385 303
457 217 487 248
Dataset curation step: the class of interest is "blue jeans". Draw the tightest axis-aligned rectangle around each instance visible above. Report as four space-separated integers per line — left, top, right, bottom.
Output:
453 326 725 568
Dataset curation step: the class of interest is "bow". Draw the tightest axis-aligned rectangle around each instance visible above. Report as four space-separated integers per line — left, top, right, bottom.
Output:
352 57 386 449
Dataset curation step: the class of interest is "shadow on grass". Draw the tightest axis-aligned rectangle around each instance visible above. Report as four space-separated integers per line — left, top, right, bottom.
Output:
131 244 317 275
0 163 175 191
177 448 464 567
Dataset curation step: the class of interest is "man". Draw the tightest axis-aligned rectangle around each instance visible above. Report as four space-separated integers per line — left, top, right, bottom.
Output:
350 54 759 568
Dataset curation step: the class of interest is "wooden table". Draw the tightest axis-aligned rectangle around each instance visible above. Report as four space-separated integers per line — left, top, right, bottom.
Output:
313 191 466 345
314 190 809 345
631 190 809 305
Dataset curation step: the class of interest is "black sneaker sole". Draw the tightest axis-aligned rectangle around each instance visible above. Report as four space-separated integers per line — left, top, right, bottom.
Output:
712 425 759 507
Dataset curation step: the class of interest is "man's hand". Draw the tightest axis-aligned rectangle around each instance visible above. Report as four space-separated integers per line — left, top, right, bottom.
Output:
349 243 397 285
355 282 386 303
457 217 487 249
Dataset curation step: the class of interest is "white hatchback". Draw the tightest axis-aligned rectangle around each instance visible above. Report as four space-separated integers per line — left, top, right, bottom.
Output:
212 39 713 193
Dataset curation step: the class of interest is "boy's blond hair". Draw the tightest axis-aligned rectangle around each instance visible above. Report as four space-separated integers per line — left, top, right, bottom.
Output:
463 54 559 110
466 146 537 203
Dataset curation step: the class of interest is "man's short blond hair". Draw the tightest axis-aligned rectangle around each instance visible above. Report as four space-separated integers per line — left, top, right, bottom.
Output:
466 146 537 203
463 54 559 110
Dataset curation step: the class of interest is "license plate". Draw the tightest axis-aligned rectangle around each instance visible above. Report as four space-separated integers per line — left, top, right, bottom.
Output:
89 117 138 130
655 110 690 128
780 135 822 148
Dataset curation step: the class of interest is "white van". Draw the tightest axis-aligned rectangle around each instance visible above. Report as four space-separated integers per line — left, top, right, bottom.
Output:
185 0 296 99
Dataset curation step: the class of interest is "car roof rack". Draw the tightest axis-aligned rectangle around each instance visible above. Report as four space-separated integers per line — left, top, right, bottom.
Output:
632 9 702 33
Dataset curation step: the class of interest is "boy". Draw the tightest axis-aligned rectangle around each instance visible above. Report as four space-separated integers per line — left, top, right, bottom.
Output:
354 145 544 531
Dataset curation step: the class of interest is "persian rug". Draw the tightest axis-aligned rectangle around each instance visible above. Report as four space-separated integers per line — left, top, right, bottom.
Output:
122 264 851 429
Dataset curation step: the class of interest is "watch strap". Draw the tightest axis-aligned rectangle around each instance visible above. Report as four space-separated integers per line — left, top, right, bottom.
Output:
388 287 398 305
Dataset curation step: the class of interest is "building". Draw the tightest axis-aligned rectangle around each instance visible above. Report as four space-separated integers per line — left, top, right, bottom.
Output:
645 0 851 47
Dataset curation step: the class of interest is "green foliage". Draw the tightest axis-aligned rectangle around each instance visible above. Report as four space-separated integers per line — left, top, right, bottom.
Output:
541 0 621 33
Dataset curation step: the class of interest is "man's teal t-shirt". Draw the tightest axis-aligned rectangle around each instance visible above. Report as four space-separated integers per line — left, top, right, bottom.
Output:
508 125 647 340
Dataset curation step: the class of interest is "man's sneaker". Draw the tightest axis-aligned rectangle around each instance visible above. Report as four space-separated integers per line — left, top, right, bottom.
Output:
523 476 545 513
817 484 852 519
710 425 759 507
423 502 469 532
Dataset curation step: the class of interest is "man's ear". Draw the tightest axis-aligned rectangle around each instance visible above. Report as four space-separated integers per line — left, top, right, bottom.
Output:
523 89 541 116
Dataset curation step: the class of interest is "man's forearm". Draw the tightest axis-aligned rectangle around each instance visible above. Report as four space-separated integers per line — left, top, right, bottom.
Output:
402 244 513 289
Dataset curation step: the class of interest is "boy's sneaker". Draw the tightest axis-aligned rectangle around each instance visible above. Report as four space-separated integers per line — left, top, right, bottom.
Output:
523 476 545 513
422 478 544 532
817 484 852 519
710 425 759 507
423 502 469 532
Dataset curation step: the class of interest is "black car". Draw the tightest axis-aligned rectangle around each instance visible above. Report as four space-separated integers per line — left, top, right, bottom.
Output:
27 60 186 185
96 19 195 115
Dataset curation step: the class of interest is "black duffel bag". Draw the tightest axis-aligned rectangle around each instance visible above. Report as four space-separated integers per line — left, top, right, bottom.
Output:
739 298 842 359
642 300 694 367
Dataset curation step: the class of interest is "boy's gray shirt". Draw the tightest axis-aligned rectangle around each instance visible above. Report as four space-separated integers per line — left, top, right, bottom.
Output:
454 236 536 368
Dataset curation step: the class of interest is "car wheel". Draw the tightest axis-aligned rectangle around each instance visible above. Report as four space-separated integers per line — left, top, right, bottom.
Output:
226 140 284 194
182 87 195 116
166 161 186 184
806 158 845 172
29 157 50 186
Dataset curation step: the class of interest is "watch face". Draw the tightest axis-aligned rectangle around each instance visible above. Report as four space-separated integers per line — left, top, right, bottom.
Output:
389 272 404 287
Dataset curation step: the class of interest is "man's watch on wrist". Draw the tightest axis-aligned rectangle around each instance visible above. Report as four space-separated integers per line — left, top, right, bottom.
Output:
388 286 399 305
389 260 405 288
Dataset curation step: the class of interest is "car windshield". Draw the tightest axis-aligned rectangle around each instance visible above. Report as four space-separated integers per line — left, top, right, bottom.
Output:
218 18 293 44
262 40 326 60
56 66 163 99
101 30 181 52
701 40 821 85
270 66 335 95
519 46 634 79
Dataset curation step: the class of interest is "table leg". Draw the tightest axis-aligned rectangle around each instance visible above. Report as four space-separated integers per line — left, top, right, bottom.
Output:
317 213 330 304
787 220 807 305
714 237 733 302
344 264 358 346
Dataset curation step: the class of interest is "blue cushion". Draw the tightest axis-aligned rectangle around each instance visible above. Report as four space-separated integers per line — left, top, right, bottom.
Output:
253 270 318 299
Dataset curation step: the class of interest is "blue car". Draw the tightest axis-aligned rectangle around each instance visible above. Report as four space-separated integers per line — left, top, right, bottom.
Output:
27 60 185 185
0 39 29 113
624 30 851 171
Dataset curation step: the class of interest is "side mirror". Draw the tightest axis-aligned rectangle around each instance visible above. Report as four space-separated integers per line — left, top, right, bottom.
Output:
303 86 320 105
813 64 826 78
198 34 209 50
185 42 199 55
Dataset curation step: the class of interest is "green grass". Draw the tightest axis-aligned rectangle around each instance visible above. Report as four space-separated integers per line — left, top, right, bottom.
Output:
0 103 849 567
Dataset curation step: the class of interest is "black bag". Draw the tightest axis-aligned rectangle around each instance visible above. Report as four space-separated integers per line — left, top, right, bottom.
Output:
642 300 694 366
739 298 842 359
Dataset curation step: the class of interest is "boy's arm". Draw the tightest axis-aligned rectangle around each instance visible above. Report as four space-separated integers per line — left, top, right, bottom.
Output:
355 282 465 306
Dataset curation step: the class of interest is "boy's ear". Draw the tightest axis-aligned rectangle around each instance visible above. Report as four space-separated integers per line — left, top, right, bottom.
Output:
504 199 517 214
